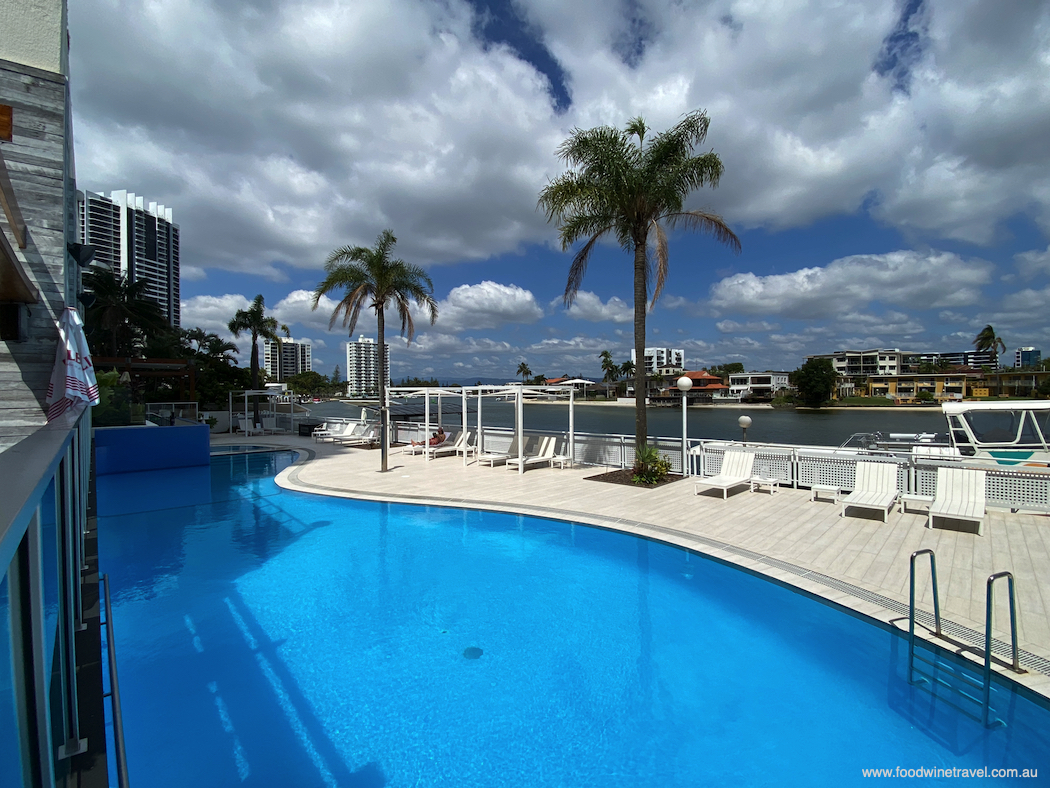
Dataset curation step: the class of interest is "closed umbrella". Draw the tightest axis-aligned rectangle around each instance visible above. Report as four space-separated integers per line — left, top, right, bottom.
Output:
45 307 100 421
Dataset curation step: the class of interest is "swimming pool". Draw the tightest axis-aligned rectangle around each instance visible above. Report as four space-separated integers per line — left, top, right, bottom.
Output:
97 452 1049 786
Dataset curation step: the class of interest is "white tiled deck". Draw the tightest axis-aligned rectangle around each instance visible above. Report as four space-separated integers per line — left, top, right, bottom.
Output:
220 433 1050 699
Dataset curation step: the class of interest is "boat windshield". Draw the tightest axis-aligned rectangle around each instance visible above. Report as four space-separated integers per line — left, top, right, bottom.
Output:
962 408 1047 447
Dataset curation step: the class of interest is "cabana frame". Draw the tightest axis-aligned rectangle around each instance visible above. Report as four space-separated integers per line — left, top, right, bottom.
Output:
386 384 576 473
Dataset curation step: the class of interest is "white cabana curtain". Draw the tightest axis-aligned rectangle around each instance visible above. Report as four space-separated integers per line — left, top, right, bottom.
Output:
46 307 100 421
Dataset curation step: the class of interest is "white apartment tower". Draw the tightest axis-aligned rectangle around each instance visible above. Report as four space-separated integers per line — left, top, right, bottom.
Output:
78 189 181 326
263 339 312 382
345 335 389 397
630 347 685 374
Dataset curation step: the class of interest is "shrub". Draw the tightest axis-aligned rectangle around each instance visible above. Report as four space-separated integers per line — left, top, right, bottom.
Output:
632 444 672 486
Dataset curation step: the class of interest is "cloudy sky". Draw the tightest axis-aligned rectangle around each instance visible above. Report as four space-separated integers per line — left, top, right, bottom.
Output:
68 0 1050 381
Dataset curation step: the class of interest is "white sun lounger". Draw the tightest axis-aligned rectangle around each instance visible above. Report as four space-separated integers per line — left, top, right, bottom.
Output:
477 437 518 467
428 431 470 458
693 450 755 499
335 425 378 447
928 467 986 534
313 421 355 442
839 461 899 521
506 436 556 471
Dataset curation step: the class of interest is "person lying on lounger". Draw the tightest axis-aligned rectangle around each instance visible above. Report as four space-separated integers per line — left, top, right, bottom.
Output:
411 427 446 447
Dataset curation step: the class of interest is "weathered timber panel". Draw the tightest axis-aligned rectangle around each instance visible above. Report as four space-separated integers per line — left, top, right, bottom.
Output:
0 58 71 452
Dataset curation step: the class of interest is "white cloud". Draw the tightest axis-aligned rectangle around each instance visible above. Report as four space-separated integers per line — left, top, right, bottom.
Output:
715 320 781 333
709 250 993 318
556 291 632 323
433 281 543 332
272 290 344 334
69 0 1050 281
1015 245 1050 278
181 265 207 281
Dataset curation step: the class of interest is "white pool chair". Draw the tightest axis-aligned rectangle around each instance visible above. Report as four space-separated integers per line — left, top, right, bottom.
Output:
928 467 986 534
477 437 518 467
693 450 755 500
428 431 467 458
506 436 556 471
839 462 899 521
337 425 379 447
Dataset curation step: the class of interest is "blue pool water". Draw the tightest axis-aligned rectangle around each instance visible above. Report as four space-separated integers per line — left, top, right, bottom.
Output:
97 453 1049 787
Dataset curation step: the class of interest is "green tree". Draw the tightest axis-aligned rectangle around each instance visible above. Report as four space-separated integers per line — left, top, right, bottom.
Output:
709 362 744 383
228 295 289 425
516 361 532 384
286 370 328 397
539 110 741 451
82 267 170 357
331 364 341 383
973 324 1007 396
790 358 838 408
312 229 437 472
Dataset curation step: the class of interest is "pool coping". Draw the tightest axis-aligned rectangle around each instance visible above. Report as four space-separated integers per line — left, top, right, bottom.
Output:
269 444 1050 705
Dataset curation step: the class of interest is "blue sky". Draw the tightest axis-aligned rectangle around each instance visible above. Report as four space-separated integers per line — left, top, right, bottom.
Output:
68 0 1050 381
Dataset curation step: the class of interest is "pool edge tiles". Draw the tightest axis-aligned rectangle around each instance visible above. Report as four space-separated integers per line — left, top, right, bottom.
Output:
273 444 1050 704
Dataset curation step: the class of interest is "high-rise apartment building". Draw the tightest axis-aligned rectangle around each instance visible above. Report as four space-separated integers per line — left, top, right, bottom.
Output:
630 346 685 374
263 339 312 381
345 335 389 396
78 189 181 327
1015 347 1042 368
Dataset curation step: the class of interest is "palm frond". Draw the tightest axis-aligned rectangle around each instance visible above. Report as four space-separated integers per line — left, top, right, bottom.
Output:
564 229 611 306
649 220 669 308
664 210 742 254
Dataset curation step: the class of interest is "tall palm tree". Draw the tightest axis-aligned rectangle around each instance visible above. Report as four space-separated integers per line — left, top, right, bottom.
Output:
312 229 437 472
620 359 636 396
599 350 620 384
202 334 239 365
539 110 741 451
228 295 289 425
974 324 1008 396
516 361 532 384
82 267 170 357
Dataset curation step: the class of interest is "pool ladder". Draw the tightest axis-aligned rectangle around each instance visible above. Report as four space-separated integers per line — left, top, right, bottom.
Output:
907 549 1025 727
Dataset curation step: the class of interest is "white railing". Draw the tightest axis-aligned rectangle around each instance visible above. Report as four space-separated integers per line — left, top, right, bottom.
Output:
385 419 1050 512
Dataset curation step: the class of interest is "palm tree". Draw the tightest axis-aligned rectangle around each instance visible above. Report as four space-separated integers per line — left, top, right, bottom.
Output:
312 229 437 472
600 350 620 383
228 295 289 426
82 267 170 357
620 359 635 396
974 324 1008 397
516 361 532 384
202 334 238 365
539 110 741 451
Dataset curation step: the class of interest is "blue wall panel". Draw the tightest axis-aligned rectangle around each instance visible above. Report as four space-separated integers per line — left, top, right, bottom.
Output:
94 425 210 476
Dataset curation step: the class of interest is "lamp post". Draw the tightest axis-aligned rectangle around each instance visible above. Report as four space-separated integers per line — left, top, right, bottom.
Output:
738 414 752 445
677 375 692 475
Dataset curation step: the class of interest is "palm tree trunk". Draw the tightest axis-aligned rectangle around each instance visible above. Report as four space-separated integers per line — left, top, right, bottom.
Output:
378 309 388 472
633 239 648 451
250 333 261 426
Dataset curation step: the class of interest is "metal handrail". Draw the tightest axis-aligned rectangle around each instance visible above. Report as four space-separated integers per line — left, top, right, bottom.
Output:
982 571 1025 727
908 549 942 684
101 574 130 788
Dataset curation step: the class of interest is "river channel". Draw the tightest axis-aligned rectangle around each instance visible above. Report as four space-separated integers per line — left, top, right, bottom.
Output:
309 400 947 447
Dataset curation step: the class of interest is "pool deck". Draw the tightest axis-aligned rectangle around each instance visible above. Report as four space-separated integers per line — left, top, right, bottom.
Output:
218 433 1050 700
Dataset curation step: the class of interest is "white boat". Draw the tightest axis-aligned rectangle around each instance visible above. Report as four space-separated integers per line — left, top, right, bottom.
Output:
943 401 1050 468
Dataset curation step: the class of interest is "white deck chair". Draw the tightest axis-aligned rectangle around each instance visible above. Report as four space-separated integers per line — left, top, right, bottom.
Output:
330 423 367 445
314 421 353 442
929 467 986 534
477 436 518 467
427 431 466 458
337 425 379 447
506 436 556 471
693 450 755 499
839 462 899 521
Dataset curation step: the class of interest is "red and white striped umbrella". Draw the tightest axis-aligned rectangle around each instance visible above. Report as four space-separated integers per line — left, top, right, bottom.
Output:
45 307 100 421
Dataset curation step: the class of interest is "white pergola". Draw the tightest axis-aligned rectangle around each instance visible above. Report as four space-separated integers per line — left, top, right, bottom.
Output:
227 389 281 433
386 384 578 473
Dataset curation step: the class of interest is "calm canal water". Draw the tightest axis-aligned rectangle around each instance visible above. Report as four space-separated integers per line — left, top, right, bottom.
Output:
311 400 946 447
